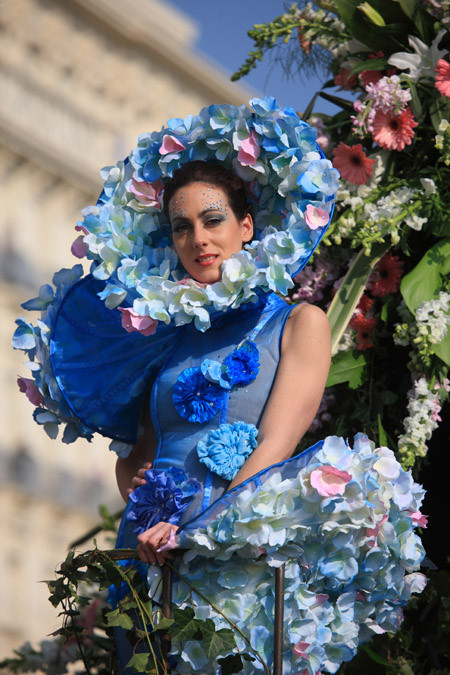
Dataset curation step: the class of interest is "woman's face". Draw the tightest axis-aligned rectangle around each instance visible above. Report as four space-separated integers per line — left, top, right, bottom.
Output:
169 182 253 284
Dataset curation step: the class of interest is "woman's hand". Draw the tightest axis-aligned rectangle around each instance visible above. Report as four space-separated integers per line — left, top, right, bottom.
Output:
137 522 179 565
126 461 153 497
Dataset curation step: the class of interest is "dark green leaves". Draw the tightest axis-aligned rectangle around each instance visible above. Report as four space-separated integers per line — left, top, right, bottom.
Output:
326 350 368 389
105 607 134 630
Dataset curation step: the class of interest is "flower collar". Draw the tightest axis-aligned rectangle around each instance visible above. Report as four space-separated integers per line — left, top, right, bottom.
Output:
77 97 339 333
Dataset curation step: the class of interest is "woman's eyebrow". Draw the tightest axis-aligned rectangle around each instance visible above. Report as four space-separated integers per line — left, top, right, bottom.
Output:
199 207 226 217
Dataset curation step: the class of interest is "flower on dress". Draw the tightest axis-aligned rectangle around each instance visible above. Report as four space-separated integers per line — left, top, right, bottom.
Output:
310 465 352 497
435 59 450 98
172 367 226 423
372 107 418 151
367 253 404 297
118 307 158 336
197 421 258 480
127 467 201 534
223 340 260 387
332 143 375 185
350 314 377 350
409 511 428 528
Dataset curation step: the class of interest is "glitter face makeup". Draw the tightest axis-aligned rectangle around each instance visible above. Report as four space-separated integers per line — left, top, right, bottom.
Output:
169 182 253 284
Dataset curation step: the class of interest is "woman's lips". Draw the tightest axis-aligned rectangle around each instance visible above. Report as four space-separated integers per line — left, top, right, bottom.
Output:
195 254 219 267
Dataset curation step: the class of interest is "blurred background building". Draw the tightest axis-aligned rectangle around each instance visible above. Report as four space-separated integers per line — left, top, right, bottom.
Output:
0 0 253 656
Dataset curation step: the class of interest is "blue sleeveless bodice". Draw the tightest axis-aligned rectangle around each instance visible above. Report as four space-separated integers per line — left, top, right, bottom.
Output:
149 293 294 524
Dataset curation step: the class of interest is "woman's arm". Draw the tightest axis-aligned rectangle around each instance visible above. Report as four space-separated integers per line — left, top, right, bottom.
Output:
227 303 331 490
115 393 156 502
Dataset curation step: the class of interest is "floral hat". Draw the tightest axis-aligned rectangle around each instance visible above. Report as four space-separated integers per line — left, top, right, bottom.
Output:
80 96 339 332
13 97 339 451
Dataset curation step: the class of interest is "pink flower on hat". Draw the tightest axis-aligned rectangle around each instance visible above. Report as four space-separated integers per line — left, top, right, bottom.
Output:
305 204 329 230
130 179 163 207
118 307 158 336
71 235 88 259
310 465 352 497
17 377 43 406
237 130 260 166
159 135 186 155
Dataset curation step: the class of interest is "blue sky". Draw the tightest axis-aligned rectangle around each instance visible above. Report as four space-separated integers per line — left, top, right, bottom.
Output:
168 0 337 115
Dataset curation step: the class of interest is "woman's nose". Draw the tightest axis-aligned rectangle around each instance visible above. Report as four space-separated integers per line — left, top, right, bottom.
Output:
192 224 209 247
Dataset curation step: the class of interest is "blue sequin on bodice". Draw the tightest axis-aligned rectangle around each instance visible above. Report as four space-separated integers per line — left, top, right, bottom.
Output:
150 293 294 524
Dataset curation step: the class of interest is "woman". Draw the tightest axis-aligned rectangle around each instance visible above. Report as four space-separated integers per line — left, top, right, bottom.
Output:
116 160 331 568
14 98 426 674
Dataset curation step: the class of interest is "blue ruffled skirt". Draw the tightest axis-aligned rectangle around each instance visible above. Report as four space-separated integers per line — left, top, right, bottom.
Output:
116 434 427 674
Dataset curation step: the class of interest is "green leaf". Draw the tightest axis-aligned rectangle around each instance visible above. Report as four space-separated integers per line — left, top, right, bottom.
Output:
105 608 134 630
377 414 388 446
434 331 450 366
400 238 450 313
430 93 450 133
349 57 387 75
327 241 390 354
172 607 198 642
153 617 174 632
326 350 368 389
218 653 244 675
300 91 319 121
358 2 386 26
397 0 415 19
201 621 237 660
125 652 157 673
318 91 354 111
362 645 391 666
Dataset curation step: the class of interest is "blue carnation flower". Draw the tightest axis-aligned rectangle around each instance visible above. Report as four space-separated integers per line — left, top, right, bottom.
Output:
172 367 226 423
223 340 260 387
127 467 200 535
197 421 258 481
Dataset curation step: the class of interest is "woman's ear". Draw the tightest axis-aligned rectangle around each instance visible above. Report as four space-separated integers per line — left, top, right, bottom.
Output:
241 214 254 243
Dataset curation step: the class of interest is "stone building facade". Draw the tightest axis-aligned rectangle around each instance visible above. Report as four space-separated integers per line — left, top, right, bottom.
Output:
0 0 252 656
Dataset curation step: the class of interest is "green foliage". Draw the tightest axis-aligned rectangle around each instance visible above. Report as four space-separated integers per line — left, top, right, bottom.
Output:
400 239 450 313
326 350 368 388
326 241 390 353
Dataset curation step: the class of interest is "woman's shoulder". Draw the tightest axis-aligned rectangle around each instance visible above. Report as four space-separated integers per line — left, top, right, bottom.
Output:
282 302 331 353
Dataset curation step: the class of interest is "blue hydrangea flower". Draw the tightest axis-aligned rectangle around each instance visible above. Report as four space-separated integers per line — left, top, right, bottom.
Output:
127 467 200 534
172 367 226 423
197 421 258 480
224 340 260 387
107 559 148 608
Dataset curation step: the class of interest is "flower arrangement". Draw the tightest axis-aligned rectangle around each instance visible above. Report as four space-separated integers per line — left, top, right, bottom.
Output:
174 434 426 673
233 0 449 472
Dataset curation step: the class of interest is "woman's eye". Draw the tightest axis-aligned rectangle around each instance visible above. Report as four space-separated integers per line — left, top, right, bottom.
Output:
206 217 223 226
173 223 189 234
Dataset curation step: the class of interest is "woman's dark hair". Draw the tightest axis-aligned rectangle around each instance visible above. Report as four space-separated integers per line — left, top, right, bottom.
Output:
163 160 253 221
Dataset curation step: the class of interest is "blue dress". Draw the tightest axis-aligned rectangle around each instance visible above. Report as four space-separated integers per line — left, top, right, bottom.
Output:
107 291 427 675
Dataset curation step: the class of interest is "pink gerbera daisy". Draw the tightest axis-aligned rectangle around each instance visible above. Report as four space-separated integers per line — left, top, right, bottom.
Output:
332 142 375 185
372 107 418 151
435 59 450 98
